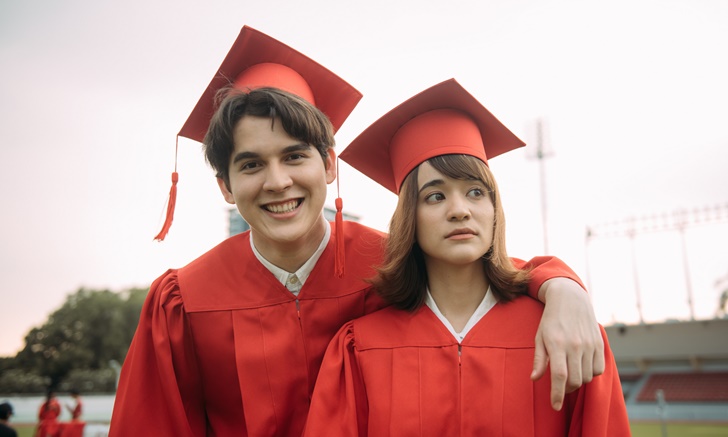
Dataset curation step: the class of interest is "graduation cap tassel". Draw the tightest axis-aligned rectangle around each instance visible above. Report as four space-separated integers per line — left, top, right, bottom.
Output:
154 137 180 241
153 171 178 241
334 158 345 278
335 197 345 278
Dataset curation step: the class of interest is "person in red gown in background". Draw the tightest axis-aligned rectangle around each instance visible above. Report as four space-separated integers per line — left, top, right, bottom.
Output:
304 79 630 436
58 389 84 437
109 26 607 437
35 389 60 437
63 389 81 420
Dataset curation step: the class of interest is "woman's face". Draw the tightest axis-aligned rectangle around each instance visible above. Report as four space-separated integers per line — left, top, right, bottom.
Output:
415 161 495 267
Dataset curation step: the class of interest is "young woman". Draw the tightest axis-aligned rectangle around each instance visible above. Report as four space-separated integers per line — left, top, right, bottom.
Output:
304 79 630 436
34 389 60 437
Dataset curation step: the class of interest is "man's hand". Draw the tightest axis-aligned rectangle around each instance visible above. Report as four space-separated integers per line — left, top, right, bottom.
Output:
531 278 604 411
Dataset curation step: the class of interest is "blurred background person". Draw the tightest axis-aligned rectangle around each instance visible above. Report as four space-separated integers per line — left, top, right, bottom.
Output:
0 402 17 437
65 389 82 421
34 389 60 437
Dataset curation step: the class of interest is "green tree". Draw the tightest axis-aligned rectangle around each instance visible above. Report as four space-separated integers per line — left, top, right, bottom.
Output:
13 287 147 389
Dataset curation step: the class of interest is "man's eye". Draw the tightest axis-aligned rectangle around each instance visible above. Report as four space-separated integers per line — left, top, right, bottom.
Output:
241 161 260 171
287 153 306 161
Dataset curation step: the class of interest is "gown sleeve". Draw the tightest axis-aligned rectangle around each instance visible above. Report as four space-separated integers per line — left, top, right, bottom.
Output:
513 256 586 300
304 321 368 437
565 326 631 436
109 270 205 437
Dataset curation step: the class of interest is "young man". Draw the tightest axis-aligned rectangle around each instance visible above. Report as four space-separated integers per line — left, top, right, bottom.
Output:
110 26 604 436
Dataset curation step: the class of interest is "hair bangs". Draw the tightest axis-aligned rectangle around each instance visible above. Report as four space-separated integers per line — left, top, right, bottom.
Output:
428 154 491 188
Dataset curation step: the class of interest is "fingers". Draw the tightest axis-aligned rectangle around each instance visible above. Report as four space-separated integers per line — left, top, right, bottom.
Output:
593 333 606 376
579 347 594 387
561 331 605 397
548 352 568 411
531 332 548 381
565 344 584 394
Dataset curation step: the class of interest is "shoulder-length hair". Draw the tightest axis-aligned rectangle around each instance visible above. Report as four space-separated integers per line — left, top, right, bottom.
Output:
203 86 335 189
371 154 531 311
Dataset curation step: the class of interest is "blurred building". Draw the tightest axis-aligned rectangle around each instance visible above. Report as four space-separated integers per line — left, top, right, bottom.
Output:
605 318 728 422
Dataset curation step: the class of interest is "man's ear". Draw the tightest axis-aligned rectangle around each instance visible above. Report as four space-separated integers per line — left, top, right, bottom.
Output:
217 177 236 204
325 149 337 184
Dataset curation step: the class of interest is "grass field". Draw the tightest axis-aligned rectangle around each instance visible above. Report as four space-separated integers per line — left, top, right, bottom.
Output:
14 425 33 437
11 422 728 436
631 422 728 436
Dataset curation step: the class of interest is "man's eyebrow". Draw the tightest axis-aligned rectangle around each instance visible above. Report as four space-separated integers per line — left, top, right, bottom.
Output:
231 151 260 165
418 179 444 194
230 143 311 165
281 143 312 154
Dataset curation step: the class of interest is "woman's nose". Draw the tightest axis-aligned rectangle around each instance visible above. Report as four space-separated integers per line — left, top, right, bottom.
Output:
447 196 470 221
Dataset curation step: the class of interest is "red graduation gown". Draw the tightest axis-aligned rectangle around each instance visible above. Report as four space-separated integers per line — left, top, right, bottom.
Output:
35 400 60 437
109 221 582 437
304 298 630 437
71 400 82 420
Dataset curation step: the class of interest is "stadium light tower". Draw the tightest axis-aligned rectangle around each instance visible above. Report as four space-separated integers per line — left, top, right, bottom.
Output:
586 202 728 322
527 118 554 254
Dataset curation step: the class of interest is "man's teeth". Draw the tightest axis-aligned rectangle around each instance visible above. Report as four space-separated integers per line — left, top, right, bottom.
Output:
266 200 299 213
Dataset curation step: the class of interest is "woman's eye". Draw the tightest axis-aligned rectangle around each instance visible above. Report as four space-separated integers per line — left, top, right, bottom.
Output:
424 192 445 203
468 188 486 198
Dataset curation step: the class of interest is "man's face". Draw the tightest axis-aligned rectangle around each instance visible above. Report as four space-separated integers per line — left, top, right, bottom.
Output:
218 115 336 256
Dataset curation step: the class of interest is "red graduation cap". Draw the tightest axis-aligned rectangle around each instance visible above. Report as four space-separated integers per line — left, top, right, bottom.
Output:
179 26 362 142
155 25 363 244
340 79 525 194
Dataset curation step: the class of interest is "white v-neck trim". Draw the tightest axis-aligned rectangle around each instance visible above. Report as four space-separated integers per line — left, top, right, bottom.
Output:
425 287 497 343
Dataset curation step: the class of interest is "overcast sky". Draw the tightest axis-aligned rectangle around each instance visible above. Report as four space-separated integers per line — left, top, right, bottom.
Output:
2 0 728 356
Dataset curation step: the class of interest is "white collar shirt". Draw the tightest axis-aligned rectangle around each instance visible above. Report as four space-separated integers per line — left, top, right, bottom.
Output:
250 224 331 296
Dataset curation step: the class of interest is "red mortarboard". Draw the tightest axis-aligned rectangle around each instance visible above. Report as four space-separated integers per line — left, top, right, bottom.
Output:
179 26 362 141
155 25 363 247
340 79 525 194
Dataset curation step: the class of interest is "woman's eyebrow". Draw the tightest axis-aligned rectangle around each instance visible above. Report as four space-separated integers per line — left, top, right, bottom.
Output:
418 179 444 194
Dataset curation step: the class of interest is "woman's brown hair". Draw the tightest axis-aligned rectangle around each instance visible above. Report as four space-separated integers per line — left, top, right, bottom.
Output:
371 154 531 311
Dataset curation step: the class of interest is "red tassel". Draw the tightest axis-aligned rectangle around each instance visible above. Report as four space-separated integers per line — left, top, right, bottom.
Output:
334 197 345 278
154 171 179 241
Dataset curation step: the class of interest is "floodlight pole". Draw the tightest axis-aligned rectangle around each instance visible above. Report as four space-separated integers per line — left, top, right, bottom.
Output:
535 119 551 254
627 222 646 324
676 210 696 320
